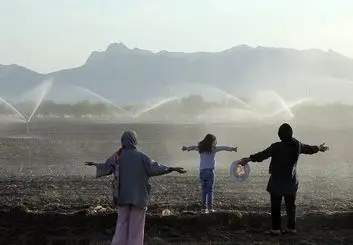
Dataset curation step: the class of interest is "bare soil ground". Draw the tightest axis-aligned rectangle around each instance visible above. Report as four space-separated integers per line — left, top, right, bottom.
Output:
0 176 352 245
0 121 352 244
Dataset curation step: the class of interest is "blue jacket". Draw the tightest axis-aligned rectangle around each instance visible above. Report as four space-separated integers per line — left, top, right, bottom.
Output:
95 131 170 209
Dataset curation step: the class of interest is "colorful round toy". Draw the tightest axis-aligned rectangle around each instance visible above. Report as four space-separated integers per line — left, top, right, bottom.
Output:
230 160 250 182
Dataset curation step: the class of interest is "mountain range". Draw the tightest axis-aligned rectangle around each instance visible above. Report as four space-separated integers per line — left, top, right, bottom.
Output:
1 43 353 104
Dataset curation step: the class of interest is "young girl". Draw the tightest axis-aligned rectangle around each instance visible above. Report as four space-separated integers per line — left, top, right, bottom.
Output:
85 130 186 245
182 134 237 213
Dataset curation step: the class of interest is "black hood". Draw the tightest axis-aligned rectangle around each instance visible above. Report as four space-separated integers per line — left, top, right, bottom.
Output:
278 123 293 142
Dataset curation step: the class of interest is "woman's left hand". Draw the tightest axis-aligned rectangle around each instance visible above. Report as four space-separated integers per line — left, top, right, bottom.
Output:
319 143 329 152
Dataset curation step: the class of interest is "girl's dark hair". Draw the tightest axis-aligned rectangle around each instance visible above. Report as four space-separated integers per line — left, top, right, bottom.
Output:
198 134 216 153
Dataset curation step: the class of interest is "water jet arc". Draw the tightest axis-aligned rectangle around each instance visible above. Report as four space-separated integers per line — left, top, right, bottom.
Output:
170 82 256 111
263 97 312 118
0 96 26 121
73 85 130 116
133 97 180 118
26 80 54 123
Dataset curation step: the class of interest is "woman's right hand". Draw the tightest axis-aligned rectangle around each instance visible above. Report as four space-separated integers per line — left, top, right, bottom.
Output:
181 146 187 151
239 157 250 166
85 161 96 166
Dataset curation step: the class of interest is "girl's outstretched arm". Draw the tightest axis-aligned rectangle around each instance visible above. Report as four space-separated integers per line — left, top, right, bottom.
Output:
182 146 198 151
214 146 237 152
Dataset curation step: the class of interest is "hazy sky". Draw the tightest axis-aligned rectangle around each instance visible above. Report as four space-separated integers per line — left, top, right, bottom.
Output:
1 0 352 73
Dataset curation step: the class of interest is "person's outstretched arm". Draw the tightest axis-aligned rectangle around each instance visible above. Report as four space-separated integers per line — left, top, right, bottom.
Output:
300 142 329 155
249 144 274 163
141 153 186 177
239 145 273 167
214 146 237 153
182 146 198 151
85 152 117 178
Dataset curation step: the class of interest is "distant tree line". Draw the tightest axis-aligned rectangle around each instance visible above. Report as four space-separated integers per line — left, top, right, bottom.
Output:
0 95 221 118
0 96 353 122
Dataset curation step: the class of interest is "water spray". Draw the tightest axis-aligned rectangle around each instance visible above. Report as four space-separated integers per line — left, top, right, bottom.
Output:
0 79 54 134
167 81 257 111
133 97 180 118
73 85 132 117
0 97 26 121
26 79 54 124
261 97 313 119
26 121 30 135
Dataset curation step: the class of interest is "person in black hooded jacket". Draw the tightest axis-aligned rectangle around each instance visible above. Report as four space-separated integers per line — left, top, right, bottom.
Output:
240 123 329 235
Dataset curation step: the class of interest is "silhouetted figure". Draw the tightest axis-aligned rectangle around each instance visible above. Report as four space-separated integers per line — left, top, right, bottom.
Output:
241 123 329 235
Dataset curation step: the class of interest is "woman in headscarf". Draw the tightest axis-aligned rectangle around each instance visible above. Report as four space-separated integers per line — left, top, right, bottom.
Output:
85 130 186 245
240 123 329 235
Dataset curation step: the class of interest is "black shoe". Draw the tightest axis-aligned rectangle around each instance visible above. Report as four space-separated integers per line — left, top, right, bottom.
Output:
283 228 297 234
264 229 281 236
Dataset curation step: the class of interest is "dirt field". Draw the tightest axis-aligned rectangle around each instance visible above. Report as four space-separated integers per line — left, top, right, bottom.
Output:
0 175 352 245
0 120 352 244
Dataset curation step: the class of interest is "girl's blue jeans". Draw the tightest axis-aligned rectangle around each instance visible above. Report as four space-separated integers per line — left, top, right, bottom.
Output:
199 169 215 210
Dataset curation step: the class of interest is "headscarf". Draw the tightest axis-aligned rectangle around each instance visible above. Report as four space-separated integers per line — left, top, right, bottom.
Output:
112 130 138 164
120 130 137 149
